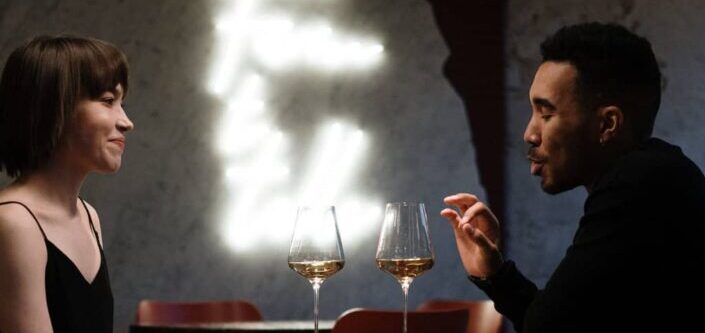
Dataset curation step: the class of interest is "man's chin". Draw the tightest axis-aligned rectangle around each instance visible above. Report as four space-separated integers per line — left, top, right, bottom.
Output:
540 178 574 195
541 185 563 195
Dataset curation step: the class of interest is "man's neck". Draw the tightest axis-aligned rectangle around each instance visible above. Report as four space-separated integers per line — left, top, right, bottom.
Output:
584 137 642 194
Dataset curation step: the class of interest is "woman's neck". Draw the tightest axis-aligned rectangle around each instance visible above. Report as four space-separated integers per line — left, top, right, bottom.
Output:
12 158 87 214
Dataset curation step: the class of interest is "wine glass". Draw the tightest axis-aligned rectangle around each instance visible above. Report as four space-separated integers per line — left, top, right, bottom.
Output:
376 202 434 333
288 206 345 333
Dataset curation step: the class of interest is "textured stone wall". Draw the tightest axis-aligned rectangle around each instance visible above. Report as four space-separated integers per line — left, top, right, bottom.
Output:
2 1 705 332
0 1 484 331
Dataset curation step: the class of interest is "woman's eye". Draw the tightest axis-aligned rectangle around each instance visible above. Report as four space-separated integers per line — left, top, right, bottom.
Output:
102 98 115 105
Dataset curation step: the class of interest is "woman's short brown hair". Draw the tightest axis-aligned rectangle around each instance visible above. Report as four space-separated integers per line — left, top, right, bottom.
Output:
0 35 129 178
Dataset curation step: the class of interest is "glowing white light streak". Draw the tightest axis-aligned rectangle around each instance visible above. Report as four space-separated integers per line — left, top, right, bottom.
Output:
298 123 369 204
336 199 383 246
213 11 383 74
209 0 385 251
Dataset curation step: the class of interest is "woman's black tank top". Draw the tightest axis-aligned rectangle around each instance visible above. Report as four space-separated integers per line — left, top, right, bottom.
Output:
0 200 113 332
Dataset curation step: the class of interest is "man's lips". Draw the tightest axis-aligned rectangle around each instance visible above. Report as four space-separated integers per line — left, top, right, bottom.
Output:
530 161 543 175
527 153 545 176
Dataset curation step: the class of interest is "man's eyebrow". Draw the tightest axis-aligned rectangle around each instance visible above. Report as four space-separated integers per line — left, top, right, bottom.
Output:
532 97 556 110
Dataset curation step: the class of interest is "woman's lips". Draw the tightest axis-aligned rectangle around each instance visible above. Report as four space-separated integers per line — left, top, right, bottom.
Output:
110 139 125 150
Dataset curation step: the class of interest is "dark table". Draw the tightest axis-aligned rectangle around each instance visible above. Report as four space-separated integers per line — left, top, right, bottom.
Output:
130 320 334 333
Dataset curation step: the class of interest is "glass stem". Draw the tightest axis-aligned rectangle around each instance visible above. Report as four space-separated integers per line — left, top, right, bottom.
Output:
401 279 411 333
312 281 321 333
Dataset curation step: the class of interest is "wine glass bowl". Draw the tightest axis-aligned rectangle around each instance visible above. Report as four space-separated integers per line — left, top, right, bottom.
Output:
376 202 434 333
288 206 345 333
375 257 434 284
288 259 345 282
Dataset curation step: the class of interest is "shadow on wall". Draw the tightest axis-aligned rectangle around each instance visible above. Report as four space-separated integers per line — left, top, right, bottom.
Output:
426 0 506 222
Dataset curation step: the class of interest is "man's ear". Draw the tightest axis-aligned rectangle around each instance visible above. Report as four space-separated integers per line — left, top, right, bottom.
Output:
598 105 623 144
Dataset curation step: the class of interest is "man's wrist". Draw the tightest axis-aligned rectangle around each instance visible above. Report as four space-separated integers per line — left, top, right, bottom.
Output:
469 254 505 280
468 260 512 286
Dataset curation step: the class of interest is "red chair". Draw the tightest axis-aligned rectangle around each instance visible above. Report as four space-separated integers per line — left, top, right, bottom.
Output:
134 300 263 325
417 299 502 333
332 308 468 333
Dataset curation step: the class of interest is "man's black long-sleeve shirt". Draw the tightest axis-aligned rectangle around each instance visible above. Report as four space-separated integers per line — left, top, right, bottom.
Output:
473 138 705 332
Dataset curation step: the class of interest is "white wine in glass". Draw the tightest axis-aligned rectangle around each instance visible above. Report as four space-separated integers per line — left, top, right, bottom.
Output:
288 206 345 333
376 202 434 333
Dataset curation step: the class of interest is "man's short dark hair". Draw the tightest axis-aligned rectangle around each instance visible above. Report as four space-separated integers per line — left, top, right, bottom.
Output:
540 22 661 140
0 35 129 178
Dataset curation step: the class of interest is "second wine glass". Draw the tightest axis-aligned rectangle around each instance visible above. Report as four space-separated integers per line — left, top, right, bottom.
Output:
288 206 345 333
376 202 435 333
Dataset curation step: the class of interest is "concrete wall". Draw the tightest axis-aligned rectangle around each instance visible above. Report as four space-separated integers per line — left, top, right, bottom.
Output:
0 1 485 331
1 1 705 332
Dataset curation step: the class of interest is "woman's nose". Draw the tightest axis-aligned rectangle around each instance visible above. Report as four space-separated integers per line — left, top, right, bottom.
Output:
117 108 134 132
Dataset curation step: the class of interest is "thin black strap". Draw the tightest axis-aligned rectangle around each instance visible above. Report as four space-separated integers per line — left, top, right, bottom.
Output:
0 201 48 240
78 198 102 248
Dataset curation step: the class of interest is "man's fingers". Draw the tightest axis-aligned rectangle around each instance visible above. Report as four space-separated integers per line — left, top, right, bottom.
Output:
460 201 489 224
443 193 480 205
440 208 461 227
443 193 480 212
458 201 499 241
461 222 495 250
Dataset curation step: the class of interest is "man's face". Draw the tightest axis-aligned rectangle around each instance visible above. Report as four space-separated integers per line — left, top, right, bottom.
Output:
524 61 600 194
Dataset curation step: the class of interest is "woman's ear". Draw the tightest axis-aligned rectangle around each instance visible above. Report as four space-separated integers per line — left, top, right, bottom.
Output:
598 105 623 144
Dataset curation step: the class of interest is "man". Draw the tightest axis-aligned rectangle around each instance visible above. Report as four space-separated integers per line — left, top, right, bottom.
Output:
442 23 705 332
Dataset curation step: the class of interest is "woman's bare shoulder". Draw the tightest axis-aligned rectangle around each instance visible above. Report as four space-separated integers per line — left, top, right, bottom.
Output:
0 192 51 332
79 199 103 238
0 200 45 248
79 199 100 219
0 199 47 278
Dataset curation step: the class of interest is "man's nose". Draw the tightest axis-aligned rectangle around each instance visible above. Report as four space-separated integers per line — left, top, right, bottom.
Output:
523 117 540 146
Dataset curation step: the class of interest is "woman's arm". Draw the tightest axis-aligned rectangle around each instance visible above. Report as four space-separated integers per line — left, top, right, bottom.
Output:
0 204 54 333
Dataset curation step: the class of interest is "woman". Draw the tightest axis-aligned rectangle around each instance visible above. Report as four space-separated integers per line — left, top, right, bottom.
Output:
0 35 133 332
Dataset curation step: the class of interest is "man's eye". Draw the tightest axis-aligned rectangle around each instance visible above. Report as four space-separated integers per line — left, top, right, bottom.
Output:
102 98 115 104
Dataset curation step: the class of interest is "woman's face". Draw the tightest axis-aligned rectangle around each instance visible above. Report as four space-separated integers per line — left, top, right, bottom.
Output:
60 84 134 174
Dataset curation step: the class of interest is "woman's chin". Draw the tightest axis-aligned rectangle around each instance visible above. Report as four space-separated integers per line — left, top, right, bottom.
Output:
95 161 122 174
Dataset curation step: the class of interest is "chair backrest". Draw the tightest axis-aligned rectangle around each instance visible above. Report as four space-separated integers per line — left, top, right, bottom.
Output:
417 299 502 333
134 300 263 325
332 308 468 333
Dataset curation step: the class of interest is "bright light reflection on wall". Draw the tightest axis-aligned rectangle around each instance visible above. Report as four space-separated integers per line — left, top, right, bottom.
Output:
210 0 384 252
